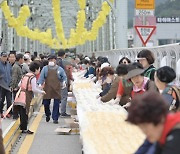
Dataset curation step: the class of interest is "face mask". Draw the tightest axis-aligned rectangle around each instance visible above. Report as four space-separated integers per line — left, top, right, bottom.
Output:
48 61 55 66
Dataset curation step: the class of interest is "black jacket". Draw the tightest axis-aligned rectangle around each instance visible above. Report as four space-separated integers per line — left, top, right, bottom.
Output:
155 129 180 154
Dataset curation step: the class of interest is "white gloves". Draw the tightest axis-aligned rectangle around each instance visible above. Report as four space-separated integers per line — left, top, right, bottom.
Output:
38 84 42 89
62 81 66 89
88 74 94 79
122 102 131 108
96 95 100 99
114 98 120 105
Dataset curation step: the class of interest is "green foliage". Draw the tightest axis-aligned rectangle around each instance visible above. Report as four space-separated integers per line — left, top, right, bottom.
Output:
128 0 179 28
155 0 180 17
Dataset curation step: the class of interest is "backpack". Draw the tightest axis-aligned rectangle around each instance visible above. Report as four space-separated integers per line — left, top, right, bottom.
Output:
170 86 180 111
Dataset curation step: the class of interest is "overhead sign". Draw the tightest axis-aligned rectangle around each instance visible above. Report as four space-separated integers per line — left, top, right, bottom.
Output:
157 17 180 23
135 25 156 46
136 0 155 10
135 9 154 16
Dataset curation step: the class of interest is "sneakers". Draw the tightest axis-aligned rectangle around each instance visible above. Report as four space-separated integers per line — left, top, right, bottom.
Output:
46 116 50 122
53 120 58 124
22 130 34 134
61 113 71 118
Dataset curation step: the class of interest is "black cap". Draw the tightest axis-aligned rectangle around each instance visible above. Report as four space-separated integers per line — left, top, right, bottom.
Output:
156 66 176 83
48 54 57 60
1 52 8 57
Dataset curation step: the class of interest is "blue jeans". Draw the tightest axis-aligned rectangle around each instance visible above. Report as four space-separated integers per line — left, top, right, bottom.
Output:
61 87 68 114
43 99 60 121
0 87 12 114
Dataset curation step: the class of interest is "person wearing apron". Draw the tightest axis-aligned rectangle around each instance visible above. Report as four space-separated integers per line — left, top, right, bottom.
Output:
38 55 67 124
14 62 45 134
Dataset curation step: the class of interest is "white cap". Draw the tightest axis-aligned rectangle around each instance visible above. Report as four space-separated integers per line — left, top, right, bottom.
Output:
101 62 110 69
24 54 30 60
85 57 90 61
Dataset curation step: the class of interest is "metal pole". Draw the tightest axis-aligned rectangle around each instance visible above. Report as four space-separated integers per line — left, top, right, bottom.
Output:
115 0 128 49
109 12 113 50
0 10 3 51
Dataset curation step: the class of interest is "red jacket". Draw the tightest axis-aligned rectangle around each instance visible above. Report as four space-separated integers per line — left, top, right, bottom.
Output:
159 112 180 145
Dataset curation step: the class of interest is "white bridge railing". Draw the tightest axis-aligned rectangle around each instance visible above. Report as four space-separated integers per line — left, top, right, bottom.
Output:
87 43 180 82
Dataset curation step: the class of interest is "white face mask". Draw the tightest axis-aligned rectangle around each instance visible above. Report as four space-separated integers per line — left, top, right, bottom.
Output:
48 61 55 66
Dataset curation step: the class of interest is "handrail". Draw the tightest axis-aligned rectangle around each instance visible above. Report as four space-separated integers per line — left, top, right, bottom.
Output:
3 96 42 153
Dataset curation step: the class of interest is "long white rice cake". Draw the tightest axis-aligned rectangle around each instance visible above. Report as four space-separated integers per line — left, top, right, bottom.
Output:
81 111 145 154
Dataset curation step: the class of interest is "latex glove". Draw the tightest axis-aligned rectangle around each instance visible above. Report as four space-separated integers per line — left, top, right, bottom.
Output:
114 98 120 105
91 76 96 82
96 95 100 99
88 74 94 79
41 91 46 95
61 81 66 89
96 80 102 85
38 84 43 89
122 102 131 108
95 81 102 88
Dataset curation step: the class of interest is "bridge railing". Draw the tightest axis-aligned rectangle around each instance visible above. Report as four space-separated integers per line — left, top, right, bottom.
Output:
87 43 180 83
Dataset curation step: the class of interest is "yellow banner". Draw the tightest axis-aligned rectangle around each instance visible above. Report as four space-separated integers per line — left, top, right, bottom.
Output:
136 0 155 9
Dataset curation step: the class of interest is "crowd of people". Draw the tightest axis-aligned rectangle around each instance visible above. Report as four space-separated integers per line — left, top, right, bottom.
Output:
0 50 77 134
0 48 180 153
80 49 180 154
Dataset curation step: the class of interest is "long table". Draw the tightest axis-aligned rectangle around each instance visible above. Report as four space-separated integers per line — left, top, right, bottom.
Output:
72 71 145 154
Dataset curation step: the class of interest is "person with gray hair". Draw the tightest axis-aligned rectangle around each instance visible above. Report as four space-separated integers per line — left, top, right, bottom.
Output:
22 54 30 74
10 53 24 119
0 52 12 118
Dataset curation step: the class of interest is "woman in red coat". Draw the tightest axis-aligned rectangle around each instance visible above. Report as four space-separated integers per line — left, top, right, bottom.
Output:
127 91 180 154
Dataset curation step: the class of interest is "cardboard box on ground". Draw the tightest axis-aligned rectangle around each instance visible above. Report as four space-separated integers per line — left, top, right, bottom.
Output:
55 101 79 135
55 118 79 135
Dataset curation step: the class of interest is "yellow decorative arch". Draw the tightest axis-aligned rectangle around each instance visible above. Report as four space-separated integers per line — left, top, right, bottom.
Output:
0 0 112 49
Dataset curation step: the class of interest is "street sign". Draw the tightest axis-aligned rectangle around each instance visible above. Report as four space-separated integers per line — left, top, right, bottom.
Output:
157 17 180 23
136 0 155 10
134 25 156 46
135 9 154 16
